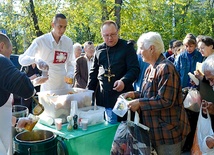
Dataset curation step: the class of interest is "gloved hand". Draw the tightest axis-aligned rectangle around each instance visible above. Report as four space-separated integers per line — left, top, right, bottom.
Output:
35 58 49 71
16 117 32 128
32 76 48 87
64 74 74 84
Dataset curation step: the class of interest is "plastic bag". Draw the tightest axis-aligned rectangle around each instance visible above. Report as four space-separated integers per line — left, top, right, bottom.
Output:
112 96 129 117
191 106 214 155
111 111 151 155
183 88 201 112
195 106 214 154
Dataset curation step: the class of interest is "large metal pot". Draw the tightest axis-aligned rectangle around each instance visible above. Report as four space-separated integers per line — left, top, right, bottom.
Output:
14 130 57 155
13 130 68 155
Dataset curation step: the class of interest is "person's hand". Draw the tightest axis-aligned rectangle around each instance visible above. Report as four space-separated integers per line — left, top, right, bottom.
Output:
113 80 124 92
32 76 48 87
127 99 140 112
207 102 214 115
123 91 135 99
16 117 32 128
189 79 196 86
29 74 38 80
194 70 204 81
35 58 49 71
202 100 214 115
64 76 73 84
206 136 214 149
122 91 140 112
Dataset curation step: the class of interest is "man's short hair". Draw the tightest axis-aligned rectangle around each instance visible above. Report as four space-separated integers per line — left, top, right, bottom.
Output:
100 20 119 31
0 33 11 48
84 41 93 48
52 13 66 23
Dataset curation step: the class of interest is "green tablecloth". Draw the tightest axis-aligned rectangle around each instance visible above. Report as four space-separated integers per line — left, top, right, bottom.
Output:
35 122 118 155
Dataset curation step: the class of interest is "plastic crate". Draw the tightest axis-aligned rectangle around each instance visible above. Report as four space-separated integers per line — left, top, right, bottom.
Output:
78 106 105 126
37 88 93 123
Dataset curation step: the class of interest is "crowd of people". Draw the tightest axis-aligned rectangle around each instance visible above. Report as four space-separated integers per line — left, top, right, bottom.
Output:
1 12 214 155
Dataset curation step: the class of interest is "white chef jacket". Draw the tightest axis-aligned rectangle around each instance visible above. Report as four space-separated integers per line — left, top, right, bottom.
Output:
19 33 75 92
0 94 13 155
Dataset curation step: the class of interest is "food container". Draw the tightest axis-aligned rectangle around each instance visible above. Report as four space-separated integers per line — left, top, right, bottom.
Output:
14 130 57 155
37 88 93 123
78 106 105 126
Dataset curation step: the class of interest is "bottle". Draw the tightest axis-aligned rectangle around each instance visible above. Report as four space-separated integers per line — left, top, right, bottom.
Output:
67 116 72 131
70 100 79 125
73 114 78 129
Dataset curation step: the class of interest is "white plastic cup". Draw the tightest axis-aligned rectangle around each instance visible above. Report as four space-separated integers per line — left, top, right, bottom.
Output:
81 119 88 130
70 100 78 116
55 118 62 130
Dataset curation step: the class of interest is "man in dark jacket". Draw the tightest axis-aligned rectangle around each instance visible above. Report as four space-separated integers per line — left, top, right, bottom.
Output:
88 20 140 121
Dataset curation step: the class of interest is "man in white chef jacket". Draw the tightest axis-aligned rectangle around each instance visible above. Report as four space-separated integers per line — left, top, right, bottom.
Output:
19 13 75 92
0 33 37 155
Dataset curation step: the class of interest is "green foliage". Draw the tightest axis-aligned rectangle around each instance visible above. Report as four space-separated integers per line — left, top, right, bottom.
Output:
0 0 214 54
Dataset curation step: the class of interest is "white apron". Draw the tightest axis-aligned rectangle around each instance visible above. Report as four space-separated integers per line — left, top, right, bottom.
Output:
0 94 13 155
40 50 70 92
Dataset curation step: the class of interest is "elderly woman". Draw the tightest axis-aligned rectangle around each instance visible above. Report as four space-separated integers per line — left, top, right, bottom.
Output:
123 32 190 155
200 55 214 154
202 54 214 115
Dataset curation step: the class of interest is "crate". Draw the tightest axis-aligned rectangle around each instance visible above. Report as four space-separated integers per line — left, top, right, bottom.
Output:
78 106 105 126
37 88 93 123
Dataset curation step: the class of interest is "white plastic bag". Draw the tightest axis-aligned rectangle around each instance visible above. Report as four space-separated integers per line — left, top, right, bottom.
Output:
197 106 214 154
112 95 129 117
183 88 201 112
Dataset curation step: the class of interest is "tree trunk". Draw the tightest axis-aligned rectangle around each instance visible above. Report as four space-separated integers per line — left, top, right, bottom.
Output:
101 0 109 22
29 0 43 37
114 0 122 29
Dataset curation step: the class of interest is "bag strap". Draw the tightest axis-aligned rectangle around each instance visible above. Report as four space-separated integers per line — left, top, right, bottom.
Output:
127 109 131 121
134 111 140 125
128 110 150 131
127 110 140 123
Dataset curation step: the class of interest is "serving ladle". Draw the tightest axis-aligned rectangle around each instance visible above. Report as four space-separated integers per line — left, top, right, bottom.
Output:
32 96 44 116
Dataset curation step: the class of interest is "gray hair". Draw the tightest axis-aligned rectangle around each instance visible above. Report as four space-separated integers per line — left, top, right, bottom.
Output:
137 32 164 54
202 54 214 75
73 42 82 52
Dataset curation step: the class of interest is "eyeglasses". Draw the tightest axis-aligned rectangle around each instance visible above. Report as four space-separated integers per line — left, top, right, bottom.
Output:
102 32 118 38
87 47 95 50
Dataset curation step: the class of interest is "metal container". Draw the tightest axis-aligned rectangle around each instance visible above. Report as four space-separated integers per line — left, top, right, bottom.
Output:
12 105 29 118
14 130 57 155
12 105 29 138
